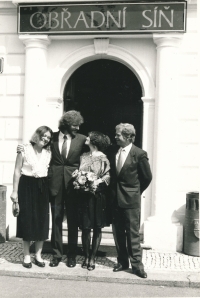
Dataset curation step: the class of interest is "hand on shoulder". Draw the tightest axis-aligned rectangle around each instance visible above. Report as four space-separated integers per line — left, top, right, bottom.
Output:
17 143 25 153
95 151 105 157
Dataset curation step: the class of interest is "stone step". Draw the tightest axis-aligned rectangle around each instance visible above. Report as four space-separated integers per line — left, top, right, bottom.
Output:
48 230 143 246
60 230 114 239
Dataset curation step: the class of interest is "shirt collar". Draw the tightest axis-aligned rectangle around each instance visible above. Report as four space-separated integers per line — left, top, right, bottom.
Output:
119 143 132 153
59 131 72 140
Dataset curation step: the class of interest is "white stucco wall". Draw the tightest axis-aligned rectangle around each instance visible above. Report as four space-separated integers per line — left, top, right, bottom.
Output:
0 0 198 243
0 1 24 238
174 4 199 223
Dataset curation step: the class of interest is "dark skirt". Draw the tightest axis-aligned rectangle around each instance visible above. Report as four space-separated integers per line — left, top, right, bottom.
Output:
16 175 49 241
78 189 110 230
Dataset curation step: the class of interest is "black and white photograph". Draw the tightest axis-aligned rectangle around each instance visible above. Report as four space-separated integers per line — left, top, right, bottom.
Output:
0 0 199 297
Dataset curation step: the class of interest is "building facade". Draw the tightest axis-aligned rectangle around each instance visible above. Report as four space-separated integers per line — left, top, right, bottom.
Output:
0 0 198 251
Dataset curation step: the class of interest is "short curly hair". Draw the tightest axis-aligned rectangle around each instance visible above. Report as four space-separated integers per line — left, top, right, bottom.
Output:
58 110 84 131
89 131 111 152
30 126 53 148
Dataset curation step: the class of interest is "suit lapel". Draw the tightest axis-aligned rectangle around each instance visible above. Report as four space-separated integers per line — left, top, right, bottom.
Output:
52 131 63 162
66 134 78 160
118 144 135 176
111 146 119 177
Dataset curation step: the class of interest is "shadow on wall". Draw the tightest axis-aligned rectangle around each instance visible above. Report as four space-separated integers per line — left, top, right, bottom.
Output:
172 204 186 225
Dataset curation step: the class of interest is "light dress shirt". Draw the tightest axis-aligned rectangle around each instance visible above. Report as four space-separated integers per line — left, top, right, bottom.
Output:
116 143 132 169
58 131 72 158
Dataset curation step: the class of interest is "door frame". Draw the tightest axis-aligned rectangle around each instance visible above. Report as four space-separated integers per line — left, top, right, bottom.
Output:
47 38 155 226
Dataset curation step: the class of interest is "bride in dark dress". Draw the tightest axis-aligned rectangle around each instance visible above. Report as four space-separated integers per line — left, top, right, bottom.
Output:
76 131 111 271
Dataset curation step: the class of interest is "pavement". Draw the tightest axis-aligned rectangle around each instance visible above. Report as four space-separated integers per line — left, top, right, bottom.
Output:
0 241 199 288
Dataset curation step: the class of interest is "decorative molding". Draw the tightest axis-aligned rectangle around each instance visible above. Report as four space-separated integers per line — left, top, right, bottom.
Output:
141 97 155 105
50 34 153 40
19 35 51 49
94 38 109 55
153 33 184 48
47 43 155 100
0 8 16 15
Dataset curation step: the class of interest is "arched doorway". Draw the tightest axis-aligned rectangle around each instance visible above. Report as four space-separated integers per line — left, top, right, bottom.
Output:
63 59 143 147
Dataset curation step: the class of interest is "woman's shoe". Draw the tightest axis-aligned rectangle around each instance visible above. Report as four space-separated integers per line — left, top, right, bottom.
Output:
88 257 96 271
35 258 45 267
81 260 89 269
88 264 95 271
88 260 96 271
22 261 32 269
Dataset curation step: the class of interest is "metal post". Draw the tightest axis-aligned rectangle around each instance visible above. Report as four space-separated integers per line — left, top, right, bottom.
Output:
0 185 7 243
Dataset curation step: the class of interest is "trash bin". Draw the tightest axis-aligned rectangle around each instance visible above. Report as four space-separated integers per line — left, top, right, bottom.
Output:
0 185 7 243
183 192 199 256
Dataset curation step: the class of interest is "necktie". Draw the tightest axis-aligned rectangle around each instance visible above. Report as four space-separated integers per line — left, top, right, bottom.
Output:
61 135 67 161
116 149 124 175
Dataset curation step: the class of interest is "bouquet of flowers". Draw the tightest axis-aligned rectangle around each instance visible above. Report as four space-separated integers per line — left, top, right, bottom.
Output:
72 169 98 193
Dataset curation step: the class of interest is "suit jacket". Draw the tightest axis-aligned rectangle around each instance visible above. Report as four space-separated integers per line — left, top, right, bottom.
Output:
48 131 86 196
108 144 152 209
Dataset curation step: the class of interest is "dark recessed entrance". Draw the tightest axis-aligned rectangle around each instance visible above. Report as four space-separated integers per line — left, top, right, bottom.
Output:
63 59 143 147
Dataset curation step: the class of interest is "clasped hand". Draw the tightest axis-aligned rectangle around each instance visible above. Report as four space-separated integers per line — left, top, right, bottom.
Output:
10 192 18 203
93 179 102 186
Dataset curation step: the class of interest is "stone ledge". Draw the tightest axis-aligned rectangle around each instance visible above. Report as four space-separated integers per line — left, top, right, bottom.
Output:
0 263 199 288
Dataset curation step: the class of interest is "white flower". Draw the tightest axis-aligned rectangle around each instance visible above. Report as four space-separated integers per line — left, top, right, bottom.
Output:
86 172 96 182
74 185 80 189
78 176 87 185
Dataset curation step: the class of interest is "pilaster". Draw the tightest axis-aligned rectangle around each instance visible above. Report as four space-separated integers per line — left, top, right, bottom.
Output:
140 97 155 226
144 34 184 252
19 35 51 142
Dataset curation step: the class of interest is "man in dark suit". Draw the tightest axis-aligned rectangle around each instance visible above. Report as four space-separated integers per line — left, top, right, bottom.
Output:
48 110 86 268
109 123 152 278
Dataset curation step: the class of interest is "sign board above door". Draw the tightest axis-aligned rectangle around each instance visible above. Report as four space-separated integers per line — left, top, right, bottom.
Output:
18 2 186 34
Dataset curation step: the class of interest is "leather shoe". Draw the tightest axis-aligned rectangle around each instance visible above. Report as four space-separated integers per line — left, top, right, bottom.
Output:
132 268 147 278
67 257 76 268
82 260 89 269
49 257 61 267
88 259 96 271
113 263 129 272
88 264 95 271
35 258 45 267
22 262 32 269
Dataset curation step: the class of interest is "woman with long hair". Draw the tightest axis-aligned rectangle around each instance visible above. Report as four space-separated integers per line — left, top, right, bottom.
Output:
10 126 53 268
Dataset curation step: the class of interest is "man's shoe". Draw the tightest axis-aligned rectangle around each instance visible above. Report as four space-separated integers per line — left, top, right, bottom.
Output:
49 257 61 267
113 263 129 272
132 268 147 278
67 257 76 268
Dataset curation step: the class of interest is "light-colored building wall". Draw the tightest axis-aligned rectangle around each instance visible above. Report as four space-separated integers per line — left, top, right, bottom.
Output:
175 4 199 223
0 1 24 237
0 0 198 247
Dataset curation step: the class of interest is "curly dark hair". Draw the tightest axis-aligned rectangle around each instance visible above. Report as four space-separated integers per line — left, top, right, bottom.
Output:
30 126 53 148
89 131 111 153
58 110 84 131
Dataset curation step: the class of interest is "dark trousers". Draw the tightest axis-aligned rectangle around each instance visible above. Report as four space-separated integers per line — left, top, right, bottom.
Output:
50 182 78 259
112 205 144 271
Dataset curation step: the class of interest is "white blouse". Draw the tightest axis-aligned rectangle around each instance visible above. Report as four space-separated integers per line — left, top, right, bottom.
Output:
21 144 51 178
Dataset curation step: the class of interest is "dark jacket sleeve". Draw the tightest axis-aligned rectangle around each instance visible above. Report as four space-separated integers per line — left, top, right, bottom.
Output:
138 152 152 194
